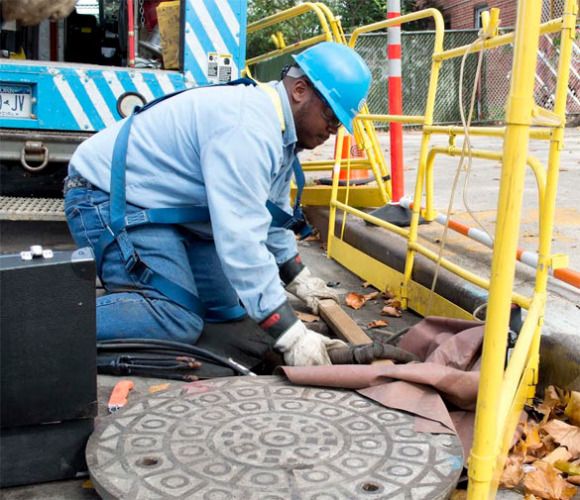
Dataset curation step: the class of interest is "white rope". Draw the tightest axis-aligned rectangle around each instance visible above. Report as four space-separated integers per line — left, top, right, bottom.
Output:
426 34 486 316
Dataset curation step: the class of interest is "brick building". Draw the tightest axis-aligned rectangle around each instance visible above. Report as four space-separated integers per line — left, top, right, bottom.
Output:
423 0 565 29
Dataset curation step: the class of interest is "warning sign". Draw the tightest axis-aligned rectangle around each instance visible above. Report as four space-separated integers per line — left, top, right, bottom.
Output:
207 53 233 84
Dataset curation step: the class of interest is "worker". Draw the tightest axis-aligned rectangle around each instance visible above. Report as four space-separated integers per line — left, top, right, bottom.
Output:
64 42 372 367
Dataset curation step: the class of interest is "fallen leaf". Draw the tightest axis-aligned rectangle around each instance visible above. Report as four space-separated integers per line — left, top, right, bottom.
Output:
565 391 580 426
381 305 402 317
567 476 580 485
542 420 580 458
554 460 580 476
449 490 467 500
382 289 395 299
536 386 568 422
501 454 525 488
543 447 572 465
362 281 371 288
367 319 389 329
384 298 402 309
526 422 544 451
345 292 367 309
364 291 380 301
297 311 320 323
303 232 320 242
523 461 577 499
148 383 170 394
82 480 94 489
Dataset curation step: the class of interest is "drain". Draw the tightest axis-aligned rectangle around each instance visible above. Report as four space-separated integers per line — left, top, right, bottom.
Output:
87 376 463 499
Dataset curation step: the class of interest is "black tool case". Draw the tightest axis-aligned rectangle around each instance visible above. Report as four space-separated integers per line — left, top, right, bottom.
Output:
0 248 97 487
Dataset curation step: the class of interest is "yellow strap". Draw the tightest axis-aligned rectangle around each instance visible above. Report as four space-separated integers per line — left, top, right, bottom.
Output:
257 83 286 132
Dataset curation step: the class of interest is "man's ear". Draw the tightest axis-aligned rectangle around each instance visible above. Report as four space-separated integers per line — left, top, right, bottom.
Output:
290 78 310 105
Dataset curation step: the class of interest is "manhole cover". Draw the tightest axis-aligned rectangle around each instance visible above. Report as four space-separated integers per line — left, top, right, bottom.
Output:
87 376 463 499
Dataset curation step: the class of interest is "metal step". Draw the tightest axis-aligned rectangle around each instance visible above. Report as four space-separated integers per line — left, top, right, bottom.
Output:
0 196 65 221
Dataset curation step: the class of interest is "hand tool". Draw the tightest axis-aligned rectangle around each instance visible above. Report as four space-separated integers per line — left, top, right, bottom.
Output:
108 380 134 413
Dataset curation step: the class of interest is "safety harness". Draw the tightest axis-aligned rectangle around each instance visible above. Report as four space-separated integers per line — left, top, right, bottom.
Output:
94 78 312 321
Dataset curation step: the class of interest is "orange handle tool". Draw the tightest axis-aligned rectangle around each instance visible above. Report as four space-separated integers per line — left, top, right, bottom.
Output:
108 380 134 413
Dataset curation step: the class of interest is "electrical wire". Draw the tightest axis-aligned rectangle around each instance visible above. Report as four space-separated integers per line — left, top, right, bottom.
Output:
426 34 486 315
97 338 256 376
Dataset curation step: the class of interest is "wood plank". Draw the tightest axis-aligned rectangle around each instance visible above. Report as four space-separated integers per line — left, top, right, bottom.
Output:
318 300 395 366
318 299 372 345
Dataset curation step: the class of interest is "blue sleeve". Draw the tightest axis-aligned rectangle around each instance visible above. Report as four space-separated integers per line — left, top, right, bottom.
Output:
200 121 288 322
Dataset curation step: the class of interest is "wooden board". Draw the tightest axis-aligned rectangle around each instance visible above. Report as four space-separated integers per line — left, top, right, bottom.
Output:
318 299 393 365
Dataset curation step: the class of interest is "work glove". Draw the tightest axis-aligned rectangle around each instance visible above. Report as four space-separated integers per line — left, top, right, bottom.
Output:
274 320 347 366
285 267 340 314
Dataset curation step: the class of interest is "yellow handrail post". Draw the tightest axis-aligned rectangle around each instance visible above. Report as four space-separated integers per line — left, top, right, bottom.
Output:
467 1 543 498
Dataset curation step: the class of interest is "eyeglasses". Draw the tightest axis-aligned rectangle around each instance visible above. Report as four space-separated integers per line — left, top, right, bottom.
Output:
305 80 341 128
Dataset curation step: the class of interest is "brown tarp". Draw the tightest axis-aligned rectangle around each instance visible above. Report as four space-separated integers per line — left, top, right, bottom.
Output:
281 316 485 463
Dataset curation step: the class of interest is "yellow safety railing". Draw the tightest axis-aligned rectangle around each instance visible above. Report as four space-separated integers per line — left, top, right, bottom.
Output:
246 1 575 496
323 0 577 498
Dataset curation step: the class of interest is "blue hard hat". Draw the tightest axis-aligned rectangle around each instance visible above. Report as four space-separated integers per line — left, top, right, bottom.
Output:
293 42 372 134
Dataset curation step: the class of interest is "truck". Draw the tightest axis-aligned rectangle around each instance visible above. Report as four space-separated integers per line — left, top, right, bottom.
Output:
0 0 247 200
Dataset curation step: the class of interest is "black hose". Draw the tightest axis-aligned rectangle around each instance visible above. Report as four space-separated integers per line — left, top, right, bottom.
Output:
97 338 255 376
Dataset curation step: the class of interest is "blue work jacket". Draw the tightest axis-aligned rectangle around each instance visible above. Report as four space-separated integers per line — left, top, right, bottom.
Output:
70 81 299 321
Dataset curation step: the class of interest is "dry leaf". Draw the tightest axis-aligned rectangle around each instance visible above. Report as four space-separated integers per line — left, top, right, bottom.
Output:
501 454 525 488
526 422 544 451
449 490 467 500
148 383 170 394
523 461 577 500
362 281 371 288
537 386 568 422
567 476 580 485
565 391 580 426
543 446 572 465
524 495 540 500
542 420 580 458
345 292 367 310
303 232 320 242
384 298 402 309
367 319 389 329
381 305 402 317
554 460 580 475
364 291 380 301
297 311 320 323
382 289 395 299
82 480 94 489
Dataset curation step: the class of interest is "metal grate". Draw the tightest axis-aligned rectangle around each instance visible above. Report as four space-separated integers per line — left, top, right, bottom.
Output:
0 196 65 221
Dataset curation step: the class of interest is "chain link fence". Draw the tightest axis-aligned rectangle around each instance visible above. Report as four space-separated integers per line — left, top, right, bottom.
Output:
354 26 580 127
254 2 579 127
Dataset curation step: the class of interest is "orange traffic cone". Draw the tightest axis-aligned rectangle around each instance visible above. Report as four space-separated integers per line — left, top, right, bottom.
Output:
335 135 371 184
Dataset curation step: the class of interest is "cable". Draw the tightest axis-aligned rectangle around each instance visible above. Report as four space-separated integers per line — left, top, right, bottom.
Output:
426 34 486 316
97 338 256 376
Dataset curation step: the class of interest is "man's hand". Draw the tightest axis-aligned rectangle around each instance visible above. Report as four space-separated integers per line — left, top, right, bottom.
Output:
274 321 347 366
285 267 340 314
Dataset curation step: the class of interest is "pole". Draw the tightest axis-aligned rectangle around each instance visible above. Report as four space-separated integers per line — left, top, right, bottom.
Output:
387 0 404 202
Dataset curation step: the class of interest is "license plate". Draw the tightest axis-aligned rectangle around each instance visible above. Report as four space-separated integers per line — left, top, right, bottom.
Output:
0 84 33 118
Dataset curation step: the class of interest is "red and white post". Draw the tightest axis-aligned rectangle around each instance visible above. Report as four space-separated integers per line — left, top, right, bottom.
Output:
387 0 404 202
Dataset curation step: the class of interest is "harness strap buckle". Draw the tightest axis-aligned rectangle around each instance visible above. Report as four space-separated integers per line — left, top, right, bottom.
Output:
125 211 149 227
124 252 141 273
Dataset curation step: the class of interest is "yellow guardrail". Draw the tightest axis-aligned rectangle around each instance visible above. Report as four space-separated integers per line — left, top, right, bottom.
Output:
247 1 576 497
325 1 577 498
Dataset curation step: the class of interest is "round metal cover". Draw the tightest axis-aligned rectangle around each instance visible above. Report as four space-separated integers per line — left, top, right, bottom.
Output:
87 376 463 499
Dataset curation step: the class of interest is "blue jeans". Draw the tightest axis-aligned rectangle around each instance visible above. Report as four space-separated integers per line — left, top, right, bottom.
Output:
64 176 244 343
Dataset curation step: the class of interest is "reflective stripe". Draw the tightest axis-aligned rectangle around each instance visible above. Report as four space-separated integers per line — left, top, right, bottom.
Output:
257 83 285 131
